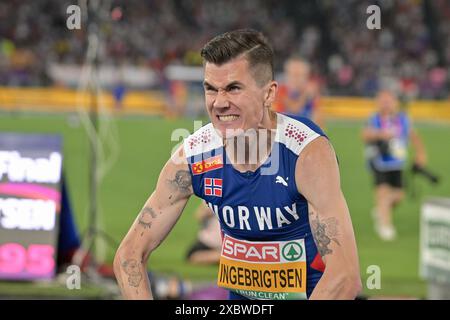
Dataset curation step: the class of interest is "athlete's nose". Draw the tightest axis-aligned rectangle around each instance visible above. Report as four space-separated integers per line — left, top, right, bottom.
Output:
212 89 230 110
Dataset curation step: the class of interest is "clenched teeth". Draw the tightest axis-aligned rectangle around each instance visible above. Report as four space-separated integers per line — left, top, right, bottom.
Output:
218 115 239 122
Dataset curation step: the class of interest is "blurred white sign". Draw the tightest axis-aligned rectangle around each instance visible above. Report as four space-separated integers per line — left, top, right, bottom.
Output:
48 63 157 89
420 198 450 283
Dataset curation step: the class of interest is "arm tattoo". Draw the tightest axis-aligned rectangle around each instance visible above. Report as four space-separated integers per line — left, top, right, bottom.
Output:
309 211 341 257
121 259 143 287
138 206 157 229
168 170 192 194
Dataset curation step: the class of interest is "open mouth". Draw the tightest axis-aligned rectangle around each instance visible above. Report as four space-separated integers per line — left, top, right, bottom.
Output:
217 115 240 122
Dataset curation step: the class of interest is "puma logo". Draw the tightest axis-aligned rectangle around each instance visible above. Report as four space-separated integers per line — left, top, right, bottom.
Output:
275 176 288 187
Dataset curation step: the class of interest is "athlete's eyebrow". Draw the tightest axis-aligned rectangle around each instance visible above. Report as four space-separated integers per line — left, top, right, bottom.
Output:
224 81 244 90
203 81 216 90
203 81 244 90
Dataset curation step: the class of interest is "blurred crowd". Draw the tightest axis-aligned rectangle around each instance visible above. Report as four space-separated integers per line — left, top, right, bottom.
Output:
323 0 449 99
0 0 448 99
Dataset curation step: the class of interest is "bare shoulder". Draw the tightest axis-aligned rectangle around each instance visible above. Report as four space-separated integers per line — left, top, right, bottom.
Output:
295 136 337 175
294 136 340 197
298 136 335 163
158 143 193 199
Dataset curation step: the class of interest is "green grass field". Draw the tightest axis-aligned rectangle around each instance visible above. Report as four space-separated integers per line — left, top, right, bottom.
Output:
1 111 449 298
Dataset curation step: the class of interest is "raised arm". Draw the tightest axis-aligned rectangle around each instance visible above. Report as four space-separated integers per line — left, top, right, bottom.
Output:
295 137 362 299
113 145 193 299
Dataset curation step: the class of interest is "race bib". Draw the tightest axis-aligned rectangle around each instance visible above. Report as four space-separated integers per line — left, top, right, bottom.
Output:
217 234 307 300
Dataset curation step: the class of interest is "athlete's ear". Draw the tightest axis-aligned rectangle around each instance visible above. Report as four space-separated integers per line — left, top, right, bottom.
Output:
264 81 278 108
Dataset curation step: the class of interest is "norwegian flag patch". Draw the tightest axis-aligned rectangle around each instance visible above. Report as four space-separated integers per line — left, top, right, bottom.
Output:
204 178 222 197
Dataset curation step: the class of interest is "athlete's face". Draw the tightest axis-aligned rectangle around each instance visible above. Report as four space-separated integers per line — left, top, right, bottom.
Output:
203 57 275 138
377 91 399 116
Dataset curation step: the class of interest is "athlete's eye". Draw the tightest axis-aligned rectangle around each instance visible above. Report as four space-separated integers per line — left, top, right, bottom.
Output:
228 85 241 92
204 85 217 93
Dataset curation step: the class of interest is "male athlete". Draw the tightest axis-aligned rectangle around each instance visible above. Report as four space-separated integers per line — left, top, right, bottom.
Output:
274 56 324 127
362 90 427 241
114 29 361 300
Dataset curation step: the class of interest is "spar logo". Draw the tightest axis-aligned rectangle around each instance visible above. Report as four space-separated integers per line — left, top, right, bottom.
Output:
222 235 279 262
282 242 303 261
192 155 223 175
221 234 305 263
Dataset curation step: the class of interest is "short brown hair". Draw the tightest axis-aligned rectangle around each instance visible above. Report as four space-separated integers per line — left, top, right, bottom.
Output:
200 29 274 86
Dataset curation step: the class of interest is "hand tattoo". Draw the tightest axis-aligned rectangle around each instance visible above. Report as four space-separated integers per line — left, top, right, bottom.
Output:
121 259 142 287
310 211 341 257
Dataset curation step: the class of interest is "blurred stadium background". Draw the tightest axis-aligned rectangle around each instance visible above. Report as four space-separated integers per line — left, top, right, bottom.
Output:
0 0 449 299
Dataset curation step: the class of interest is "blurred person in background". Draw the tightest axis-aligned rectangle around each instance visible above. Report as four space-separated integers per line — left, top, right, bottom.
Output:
112 68 127 112
274 56 324 128
362 89 427 241
166 80 188 118
58 177 192 300
185 202 221 265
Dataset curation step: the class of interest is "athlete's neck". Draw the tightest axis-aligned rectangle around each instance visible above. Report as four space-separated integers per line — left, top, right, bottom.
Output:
225 110 277 173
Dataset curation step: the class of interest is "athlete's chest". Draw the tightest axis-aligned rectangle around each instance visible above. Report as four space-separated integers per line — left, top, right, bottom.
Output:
198 164 309 237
